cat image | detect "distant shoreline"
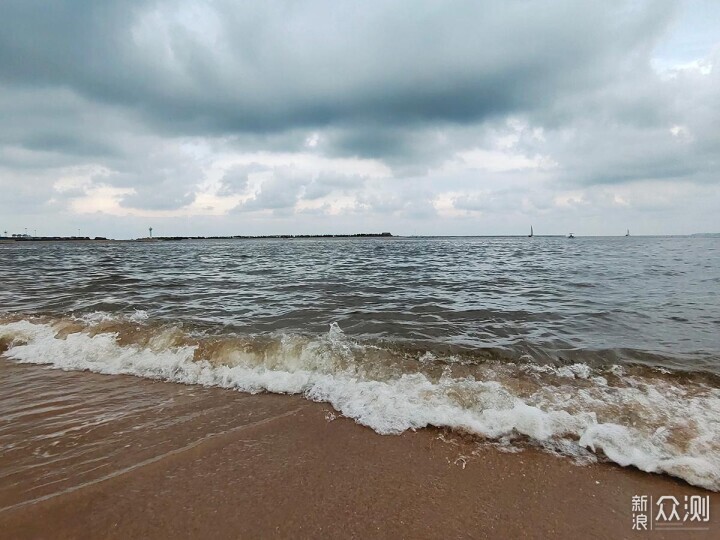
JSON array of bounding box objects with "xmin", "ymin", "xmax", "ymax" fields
[
  {"xmin": 135, "ymin": 232, "xmax": 394, "ymax": 242},
  {"xmin": 0, "ymin": 237, "xmax": 110, "ymax": 243},
  {"xmin": 2, "ymin": 233, "xmax": 718, "ymax": 243},
  {"xmin": 0, "ymin": 233, "xmax": 394, "ymax": 243}
]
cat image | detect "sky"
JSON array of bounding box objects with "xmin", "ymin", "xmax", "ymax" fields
[{"xmin": 0, "ymin": 0, "xmax": 718, "ymax": 239}]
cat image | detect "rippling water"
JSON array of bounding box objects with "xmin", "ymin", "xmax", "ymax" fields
[
  {"xmin": 1, "ymin": 236, "xmax": 719, "ymax": 491},
  {"xmin": 2, "ymin": 236, "xmax": 719, "ymax": 366}
]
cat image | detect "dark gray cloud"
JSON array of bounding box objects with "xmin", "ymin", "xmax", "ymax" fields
[
  {"xmin": 0, "ymin": 1, "xmax": 678, "ymax": 140},
  {"xmin": 0, "ymin": 85, "xmax": 130, "ymax": 169}
]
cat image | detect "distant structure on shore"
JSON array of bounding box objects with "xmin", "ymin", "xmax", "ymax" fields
[
  {"xmin": 1, "ymin": 235, "xmax": 106, "ymax": 242},
  {"xmin": 1, "ymin": 232, "xmax": 394, "ymax": 243},
  {"xmin": 137, "ymin": 232, "xmax": 394, "ymax": 241}
]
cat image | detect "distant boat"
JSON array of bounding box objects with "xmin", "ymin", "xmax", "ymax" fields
[
  {"xmin": 625, "ymin": 229, "xmax": 630, "ymax": 237},
  {"xmin": 568, "ymin": 232, "xmax": 575, "ymax": 239},
  {"xmin": 529, "ymin": 226, "xmax": 534, "ymax": 238}
]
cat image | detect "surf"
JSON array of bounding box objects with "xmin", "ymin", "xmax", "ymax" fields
[{"xmin": 1, "ymin": 313, "xmax": 718, "ymax": 491}]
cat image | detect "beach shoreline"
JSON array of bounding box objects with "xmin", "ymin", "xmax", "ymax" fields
[{"xmin": 1, "ymin": 361, "xmax": 716, "ymax": 539}]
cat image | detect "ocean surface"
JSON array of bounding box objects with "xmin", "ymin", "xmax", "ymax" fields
[{"xmin": 1, "ymin": 236, "xmax": 719, "ymax": 492}]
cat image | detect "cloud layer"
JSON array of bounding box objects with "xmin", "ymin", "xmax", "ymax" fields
[{"xmin": 0, "ymin": 0, "xmax": 718, "ymax": 237}]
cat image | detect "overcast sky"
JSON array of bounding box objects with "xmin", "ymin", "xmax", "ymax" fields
[{"xmin": 1, "ymin": 0, "xmax": 718, "ymax": 238}]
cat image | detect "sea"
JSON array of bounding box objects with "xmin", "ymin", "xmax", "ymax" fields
[{"xmin": 1, "ymin": 236, "xmax": 719, "ymax": 492}]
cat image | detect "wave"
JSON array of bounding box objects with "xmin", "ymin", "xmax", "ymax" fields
[{"xmin": 1, "ymin": 313, "xmax": 719, "ymax": 491}]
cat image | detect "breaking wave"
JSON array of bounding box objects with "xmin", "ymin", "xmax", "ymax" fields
[{"xmin": 1, "ymin": 313, "xmax": 719, "ymax": 491}]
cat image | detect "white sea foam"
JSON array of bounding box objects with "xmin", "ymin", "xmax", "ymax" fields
[
  {"xmin": 1, "ymin": 319, "xmax": 718, "ymax": 491},
  {"xmin": 77, "ymin": 309, "xmax": 149, "ymax": 324}
]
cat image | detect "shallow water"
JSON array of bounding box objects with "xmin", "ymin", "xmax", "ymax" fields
[{"xmin": 1, "ymin": 236, "xmax": 719, "ymax": 490}]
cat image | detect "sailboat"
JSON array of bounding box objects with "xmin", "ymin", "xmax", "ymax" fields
[
  {"xmin": 625, "ymin": 229, "xmax": 630, "ymax": 237},
  {"xmin": 529, "ymin": 226, "xmax": 534, "ymax": 238}
]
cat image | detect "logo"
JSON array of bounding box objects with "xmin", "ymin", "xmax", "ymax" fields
[{"xmin": 632, "ymin": 495, "xmax": 711, "ymax": 531}]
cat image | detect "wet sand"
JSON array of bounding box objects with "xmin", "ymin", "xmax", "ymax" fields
[{"xmin": 1, "ymin": 360, "xmax": 717, "ymax": 539}]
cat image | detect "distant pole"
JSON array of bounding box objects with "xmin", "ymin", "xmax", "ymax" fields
[
  {"xmin": 149, "ymin": 227, "xmax": 153, "ymax": 238},
  {"xmin": 78, "ymin": 228, "xmax": 81, "ymax": 237},
  {"xmin": 34, "ymin": 229, "xmax": 37, "ymax": 237},
  {"xmin": 24, "ymin": 227, "xmax": 27, "ymax": 236}
]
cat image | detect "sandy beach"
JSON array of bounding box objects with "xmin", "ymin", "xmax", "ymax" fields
[{"xmin": 1, "ymin": 359, "xmax": 716, "ymax": 539}]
